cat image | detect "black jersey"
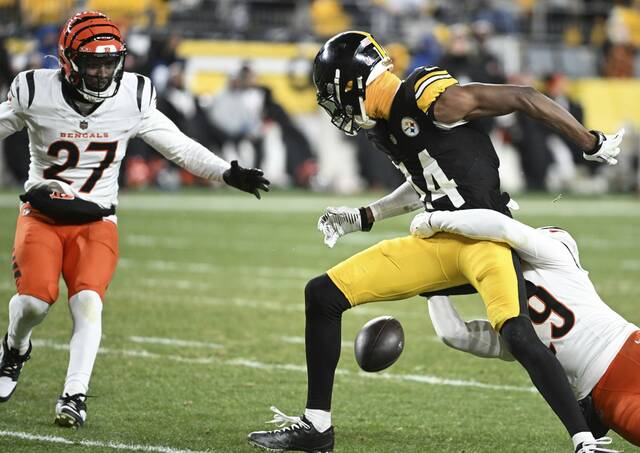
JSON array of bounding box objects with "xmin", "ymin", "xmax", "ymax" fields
[{"xmin": 365, "ymin": 66, "xmax": 511, "ymax": 215}]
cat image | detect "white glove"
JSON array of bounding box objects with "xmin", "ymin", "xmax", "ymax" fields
[
  {"xmin": 409, "ymin": 212, "xmax": 435, "ymax": 238},
  {"xmin": 583, "ymin": 128, "xmax": 624, "ymax": 165},
  {"xmin": 317, "ymin": 207, "xmax": 362, "ymax": 248}
]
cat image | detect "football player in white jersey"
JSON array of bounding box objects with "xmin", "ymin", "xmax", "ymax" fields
[
  {"xmin": 0, "ymin": 11, "xmax": 269, "ymax": 427},
  {"xmin": 410, "ymin": 209, "xmax": 640, "ymax": 447}
]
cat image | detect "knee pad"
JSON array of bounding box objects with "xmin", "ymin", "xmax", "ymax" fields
[
  {"xmin": 11, "ymin": 294, "xmax": 51, "ymax": 320},
  {"xmin": 305, "ymin": 274, "xmax": 351, "ymax": 319},
  {"xmin": 69, "ymin": 290, "xmax": 103, "ymax": 326}
]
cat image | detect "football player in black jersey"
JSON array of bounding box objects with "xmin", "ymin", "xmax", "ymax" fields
[{"xmin": 247, "ymin": 31, "xmax": 622, "ymax": 453}]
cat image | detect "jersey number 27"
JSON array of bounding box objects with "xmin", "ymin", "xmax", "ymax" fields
[{"xmin": 43, "ymin": 140, "xmax": 117, "ymax": 193}]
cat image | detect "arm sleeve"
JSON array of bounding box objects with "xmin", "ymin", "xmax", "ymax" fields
[
  {"xmin": 427, "ymin": 296, "xmax": 514, "ymax": 361},
  {"xmin": 367, "ymin": 181, "xmax": 423, "ymax": 221},
  {"xmin": 429, "ymin": 209, "xmax": 572, "ymax": 266},
  {"xmin": 0, "ymin": 76, "xmax": 26, "ymax": 139},
  {"xmin": 137, "ymin": 108, "xmax": 230, "ymax": 182}
]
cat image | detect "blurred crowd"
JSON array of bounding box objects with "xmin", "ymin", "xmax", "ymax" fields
[{"xmin": 1, "ymin": 0, "xmax": 640, "ymax": 194}]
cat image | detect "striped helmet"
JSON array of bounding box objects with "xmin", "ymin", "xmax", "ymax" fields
[{"xmin": 58, "ymin": 11, "xmax": 127, "ymax": 103}]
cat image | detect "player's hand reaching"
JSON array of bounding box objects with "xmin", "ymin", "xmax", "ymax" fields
[
  {"xmin": 318, "ymin": 206, "xmax": 370, "ymax": 248},
  {"xmin": 409, "ymin": 212, "xmax": 436, "ymax": 238},
  {"xmin": 583, "ymin": 128, "xmax": 624, "ymax": 165},
  {"xmin": 223, "ymin": 160, "xmax": 270, "ymax": 199}
]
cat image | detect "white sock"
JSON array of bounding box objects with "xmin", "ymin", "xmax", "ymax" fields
[
  {"xmin": 7, "ymin": 294, "xmax": 50, "ymax": 355},
  {"xmin": 304, "ymin": 408, "xmax": 331, "ymax": 432},
  {"xmin": 572, "ymin": 431, "xmax": 595, "ymax": 450},
  {"xmin": 63, "ymin": 290, "xmax": 103, "ymax": 396}
]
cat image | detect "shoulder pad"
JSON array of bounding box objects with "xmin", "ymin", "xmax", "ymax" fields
[{"xmin": 412, "ymin": 66, "xmax": 458, "ymax": 113}]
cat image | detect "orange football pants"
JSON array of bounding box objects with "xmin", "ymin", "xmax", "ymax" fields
[
  {"xmin": 592, "ymin": 330, "xmax": 640, "ymax": 446},
  {"xmin": 11, "ymin": 204, "xmax": 119, "ymax": 304}
]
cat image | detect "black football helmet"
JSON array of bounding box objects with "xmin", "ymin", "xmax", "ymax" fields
[{"xmin": 313, "ymin": 31, "xmax": 392, "ymax": 135}]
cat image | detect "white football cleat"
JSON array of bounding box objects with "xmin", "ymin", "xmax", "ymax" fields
[
  {"xmin": 574, "ymin": 437, "xmax": 621, "ymax": 453},
  {"xmin": 55, "ymin": 393, "xmax": 87, "ymax": 427}
]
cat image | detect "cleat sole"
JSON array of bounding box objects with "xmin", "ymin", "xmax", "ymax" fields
[
  {"xmin": 54, "ymin": 412, "xmax": 83, "ymax": 428},
  {"xmin": 247, "ymin": 439, "xmax": 332, "ymax": 453}
]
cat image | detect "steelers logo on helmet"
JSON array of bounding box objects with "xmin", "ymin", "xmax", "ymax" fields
[
  {"xmin": 58, "ymin": 11, "xmax": 127, "ymax": 103},
  {"xmin": 313, "ymin": 31, "xmax": 393, "ymax": 136}
]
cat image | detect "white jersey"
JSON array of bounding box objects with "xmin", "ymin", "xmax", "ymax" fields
[
  {"xmin": 428, "ymin": 209, "xmax": 638, "ymax": 399},
  {"xmin": 0, "ymin": 69, "xmax": 230, "ymax": 208}
]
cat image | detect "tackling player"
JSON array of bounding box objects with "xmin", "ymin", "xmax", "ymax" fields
[
  {"xmin": 410, "ymin": 208, "xmax": 639, "ymax": 447},
  {"xmin": 247, "ymin": 31, "xmax": 621, "ymax": 452},
  {"xmin": 0, "ymin": 11, "xmax": 269, "ymax": 427}
]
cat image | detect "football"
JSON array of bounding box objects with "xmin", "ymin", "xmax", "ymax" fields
[{"xmin": 354, "ymin": 316, "xmax": 404, "ymax": 372}]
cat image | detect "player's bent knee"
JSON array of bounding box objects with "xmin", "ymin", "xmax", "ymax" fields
[
  {"xmin": 499, "ymin": 316, "xmax": 540, "ymax": 356},
  {"xmin": 69, "ymin": 290, "xmax": 103, "ymax": 325},
  {"xmin": 11, "ymin": 294, "xmax": 51, "ymax": 318},
  {"xmin": 305, "ymin": 274, "xmax": 351, "ymax": 318}
]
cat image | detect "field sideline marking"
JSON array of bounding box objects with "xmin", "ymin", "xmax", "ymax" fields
[
  {"xmin": 32, "ymin": 339, "xmax": 536, "ymax": 394},
  {"xmin": 0, "ymin": 430, "xmax": 213, "ymax": 453}
]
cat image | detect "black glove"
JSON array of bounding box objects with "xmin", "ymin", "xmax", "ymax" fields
[{"xmin": 222, "ymin": 160, "xmax": 270, "ymax": 199}]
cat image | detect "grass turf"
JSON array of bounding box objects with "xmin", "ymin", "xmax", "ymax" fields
[{"xmin": 0, "ymin": 190, "xmax": 638, "ymax": 452}]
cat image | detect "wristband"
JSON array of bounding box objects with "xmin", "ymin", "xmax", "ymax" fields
[
  {"xmin": 587, "ymin": 130, "xmax": 605, "ymax": 155},
  {"xmin": 358, "ymin": 207, "xmax": 374, "ymax": 232}
]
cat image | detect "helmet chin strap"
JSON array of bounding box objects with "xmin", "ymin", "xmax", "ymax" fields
[{"xmin": 355, "ymin": 95, "xmax": 376, "ymax": 129}]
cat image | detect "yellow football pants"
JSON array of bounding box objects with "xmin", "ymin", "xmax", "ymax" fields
[{"xmin": 326, "ymin": 233, "xmax": 524, "ymax": 331}]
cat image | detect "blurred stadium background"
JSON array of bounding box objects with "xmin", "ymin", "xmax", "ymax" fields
[{"xmin": 1, "ymin": 0, "xmax": 640, "ymax": 195}]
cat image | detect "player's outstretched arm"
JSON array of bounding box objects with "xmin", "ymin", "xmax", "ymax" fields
[
  {"xmin": 0, "ymin": 76, "xmax": 27, "ymax": 140},
  {"xmin": 411, "ymin": 208, "xmax": 568, "ymax": 265},
  {"xmin": 427, "ymin": 296, "xmax": 514, "ymax": 361},
  {"xmin": 434, "ymin": 83, "xmax": 622, "ymax": 165},
  {"xmin": 318, "ymin": 181, "xmax": 422, "ymax": 248},
  {"xmin": 138, "ymin": 109, "xmax": 270, "ymax": 198}
]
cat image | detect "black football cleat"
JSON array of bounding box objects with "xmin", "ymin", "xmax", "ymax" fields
[
  {"xmin": 0, "ymin": 333, "xmax": 31, "ymax": 402},
  {"xmin": 55, "ymin": 393, "xmax": 87, "ymax": 427},
  {"xmin": 248, "ymin": 406, "xmax": 334, "ymax": 452}
]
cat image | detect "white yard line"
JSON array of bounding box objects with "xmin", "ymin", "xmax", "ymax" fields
[
  {"xmin": 32, "ymin": 339, "xmax": 535, "ymax": 394},
  {"xmin": 129, "ymin": 336, "xmax": 223, "ymax": 349},
  {"xmin": 0, "ymin": 430, "xmax": 213, "ymax": 453}
]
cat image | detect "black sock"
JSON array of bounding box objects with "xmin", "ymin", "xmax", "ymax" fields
[
  {"xmin": 501, "ymin": 316, "xmax": 589, "ymax": 436},
  {"xmin": 304, "ymin": 274, "xmax": 351, "ymax": 411}
]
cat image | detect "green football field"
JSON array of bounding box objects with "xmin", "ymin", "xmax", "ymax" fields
[{"xmin": 0, "ymin": 190, "xmax": 638, "ymax": 453}]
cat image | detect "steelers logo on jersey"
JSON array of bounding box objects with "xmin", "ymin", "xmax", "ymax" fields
[{"xmin": 401, "ymin": 117, "xmax": 419, "ymax": 137}]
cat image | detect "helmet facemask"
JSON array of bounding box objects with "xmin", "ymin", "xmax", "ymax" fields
[
  {"xmin": 69, "ymin": 51, "xmax": 125, "ymax": 103},
  {"xmin": 316, "ymin": 68, "xmax": 366, "ymax": 136}
]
